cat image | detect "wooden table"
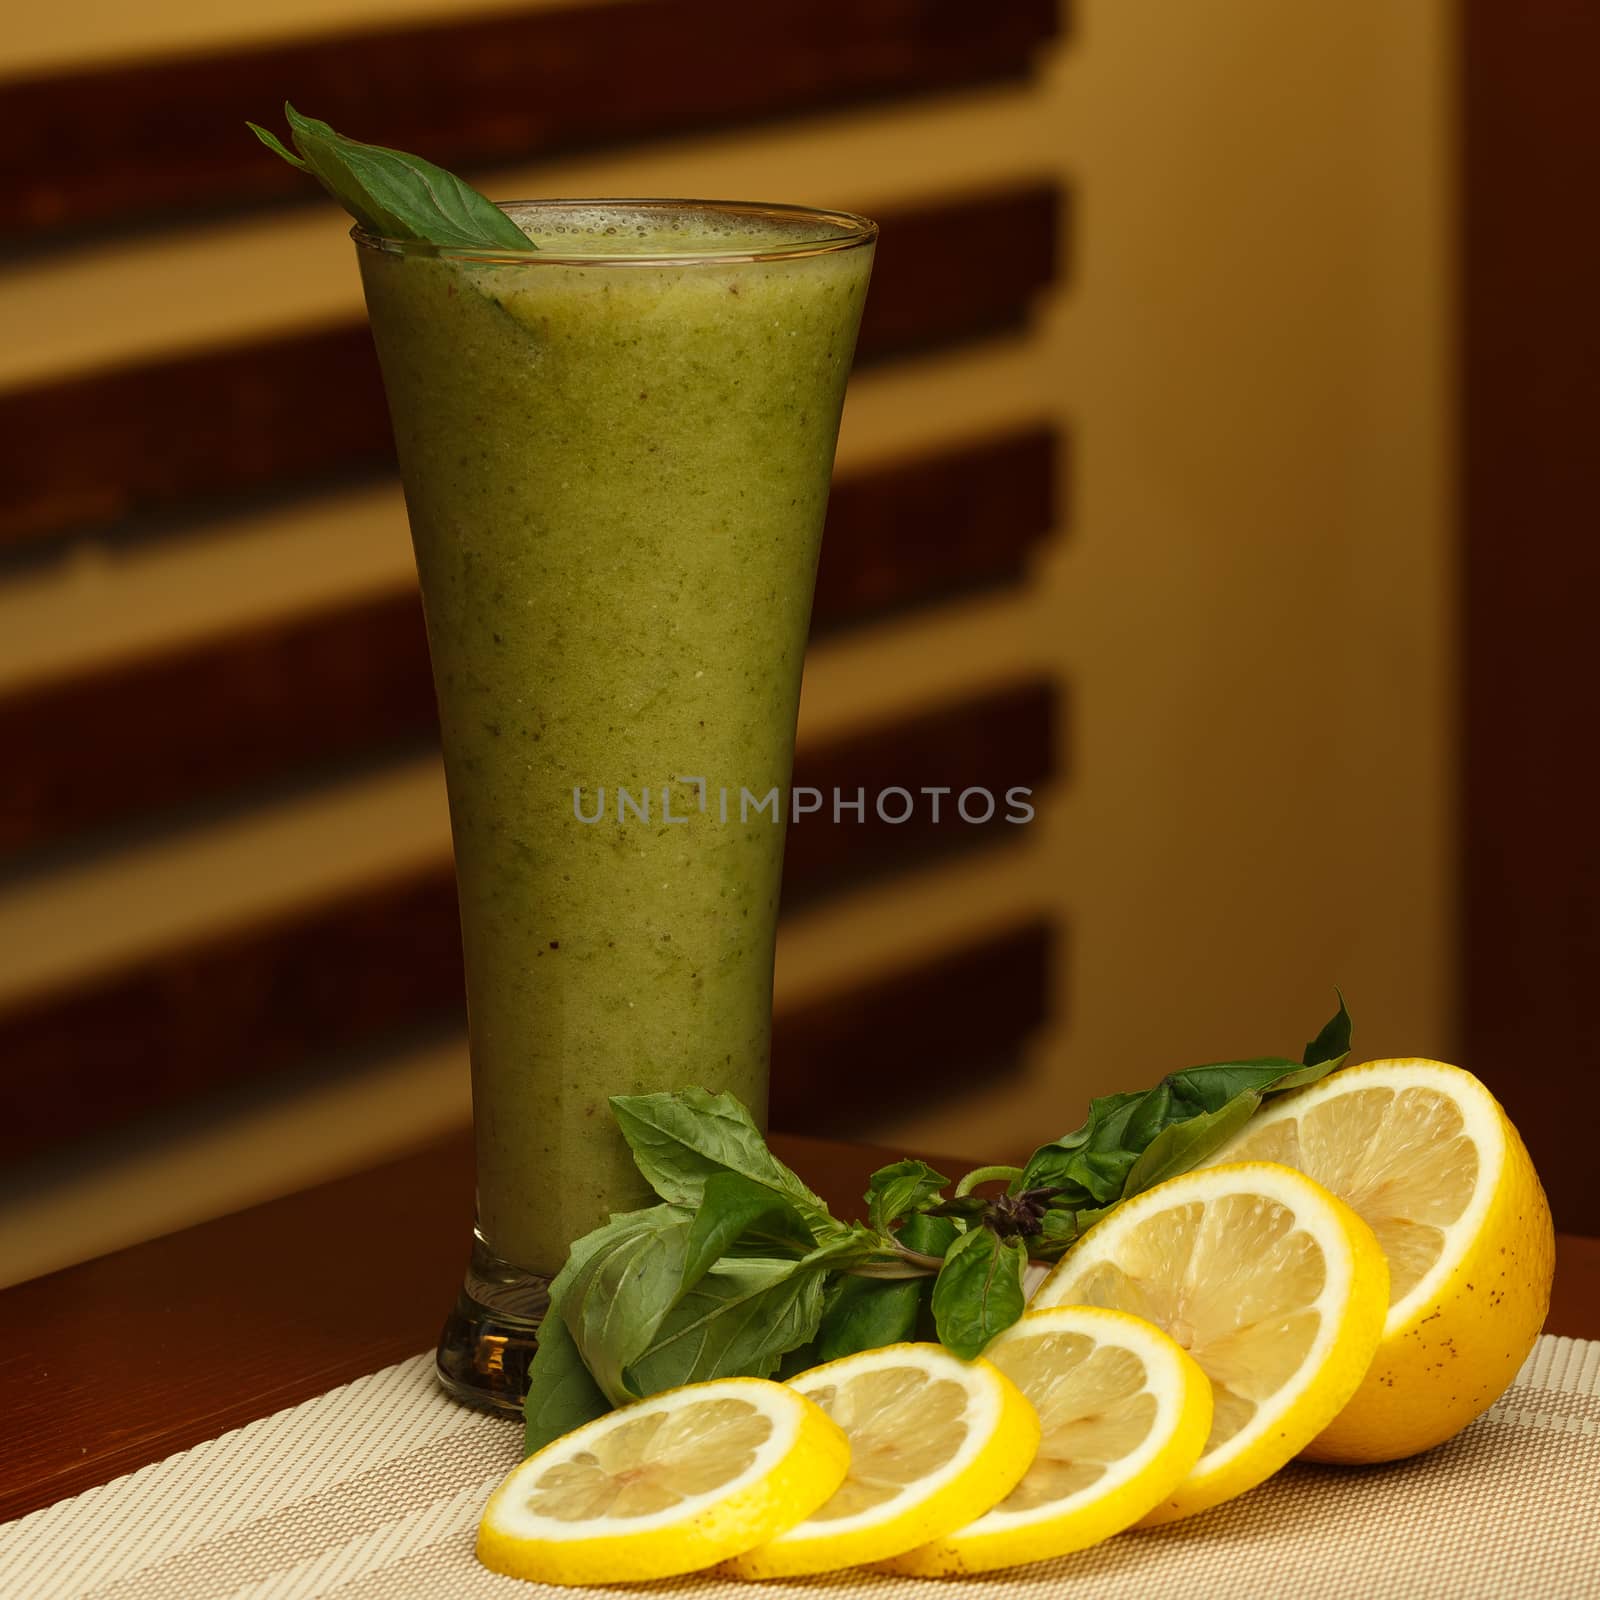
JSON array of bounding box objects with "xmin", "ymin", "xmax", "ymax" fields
[{"xmin": 2, "ymin": 1130, "xmax": 1595, "ymax": 1525}]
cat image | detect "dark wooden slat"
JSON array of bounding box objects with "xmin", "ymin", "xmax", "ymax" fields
[
  {"xmin": 0, "ymin": 592, "xmax": 435, "ymax": 860},
  {"xmin": 0, "ymin": 1131, "xmax": 964, "ymax": 1523},
  {"xmin": 857, "ymin": 182, "xmax": 1062, "ymax": 358},
  {"xmin": 0, "ymin": 681, "xmax": 1058, "ymax": 1161},
  {"xmin": 0, "ymin": 426, "xmax": 1057, "ymax": 860},
  {"xmin": 1, "ymin": 0, "xmax": 1057, "ymax": 240},
  {"xmin": 1, "ymin": 328, "xmax": 386, "ymax": 547},
  {"xmin": 1463, "ymin": 1, "xmax": 1600, "ymax": 1234},
  {"xmin": 782, "ymin": 679, "xmax": 1056, "ymax": 906},
  {"xmin": 813, "ymin": 423, "xmax": 1059, "ymax": 630},
  {"xmin": 0, "ymin": 183, "xmax": 1061, "ymax": 549},
  {"xmin": 770, "ymin": 919, "xmax": 1052, "ymax": 1133},
  {"xmin": 0, "ymin": 873, "xmax": 467, "ymax": 1164}
]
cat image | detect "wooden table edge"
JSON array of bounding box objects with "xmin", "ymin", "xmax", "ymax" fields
[{"xmin": 1, "ymin": 1129, "xmax": 1594, "ymax": 1525}]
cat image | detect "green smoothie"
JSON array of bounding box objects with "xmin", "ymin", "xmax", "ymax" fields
[{"xmin": 357, "ymin": 201, "xmax": 874, "ymax": 1277}]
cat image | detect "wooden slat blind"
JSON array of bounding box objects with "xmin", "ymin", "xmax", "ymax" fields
[
  {"xmin": 0, "ymin": 0, "xmax": 1058, "ymax": 239},
  {"xmin": 0, "ymin": 877, "xmax": 1058, "ymax": 1167},
  {"xmin": 0, "ymin": 426, "xmax": 1056, "ymax": 860},
  {"xmin": 770, "ymin": 918, "xmax": 1052, "ymax": 1132},
  {"xmin": 0, "ymin": 679, "xmax": 1055, "ymax": 1159},
  {"xmin": 0, "ymin": 1, "xmax": 1071, "ymax": 1184},
  {"xmin": 0, "ymin": 184, "xmax": 1063, "ymax": 549}
]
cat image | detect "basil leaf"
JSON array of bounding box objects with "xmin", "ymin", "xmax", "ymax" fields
[
  {"xmin": 249, "ymin": 105, "xmax": 532, "ymax": 251},
  {"xmin": 889, "ymin": 1213, "xmax": 962, "ymax": 1342},
  {"xmin": 897, "ymin": 1212, "xmax": 960, "ymax": 1258},
  {"xmin": 625, "ymin": 1257, "xmax": 824, "ymax": 1392},
  {"xmin": 1070, "ymin": 1202, "xmax": 1118, "ymax": 1234},
  {"xmin": 246, "ymin": 122, "xmax": 306, "ymax": 169},
  {"xmin": 528, "ymin": 999, "xmax": 1354, "ymax": 1447},
  {"xmin": 931, "ymin": 1227, "xmax": 1028, "ymax": 1359},
  {"xmin": 813, "ymin": 1274, "xmax": 925, "ymax": 1364},
  {"xmin": 610, "ymin": 1088, "xmax": 834, "ymax": 1239},
  {"xmin": 684, "ymin": 1171, "xmax": 817, "ymax": 1279},
  {"xmin": 777, "ymin": 1339, "xmax": 823, "ymax": 1379},
  {"xmin": 560, "ymin": 1207, "xmax": 695, "ymax": 1406},
  {"xmin": 1011, "ymin": 999, "xmax": 1355, "ymax": 1259},
  {"xmin": 523, "ymin": 1203, "xmax": 669, "ymax": 1452},
  {"xmin": 865, "ymin": 1159, "xmax": 949, "ymax": 1231},
  {"xmin": 1031, "ymin": 1207, "xmax": 1080, "ymax": 1258},
  {"xmin": 562, "ymin": 1171, "xmax": 822, "ymax": 1405},
  {"xmin": 1029, "ymin": 1201, "xmax": 1122, "ymax": 1262},
  {"xmin": 1120, "ymin": 1084, "xmax": 1265, "ymax": 1198},
  {"xmin": 1302, "ymin": 991, "xmax": 1353, "ymax": 1069},
  {"xmin": 1017, "ymin": 1090, "xmax": 1147, "ymax": 1203},
  {"xmin": 624, "ymin": 1233, "xmax": 869, "ymax": 1395},
  {"xmin": 522, "ymin": 1311, "xmax": 608, "ymax": 1457},
  {"xmin": 1158, "ymin": 1057, "xmax": 1317, "ymax": 1113}
]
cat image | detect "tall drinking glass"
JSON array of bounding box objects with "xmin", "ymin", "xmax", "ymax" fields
[{"xmin": 354, "ymin": 200, "xmax": 875, "ymax": 1409}]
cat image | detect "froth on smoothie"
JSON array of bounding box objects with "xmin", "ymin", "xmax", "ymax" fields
[{"xmin": 501, "ymin": 199, "xmax": 870, "ymax": 259}]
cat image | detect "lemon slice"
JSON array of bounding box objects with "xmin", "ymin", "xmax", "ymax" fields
[
  {"xmin": 1210, "ymin": 1058, "xmax": 1554, "ymax": 1462},
  {"xmin": 723, "ymin": 1342, "xmax": 1039, "ymax": 1578},
  {"xmin": 886, "ymin": 1307, "xmax": 1212, "ymax": 1576},
  {"xmin": 1033, "ymin": 1161, "xmax": 1388, "ymax": 1524},
  {"xmin": 476, "ymin": 1376, "xmax": 848, "ymax": 1586}
]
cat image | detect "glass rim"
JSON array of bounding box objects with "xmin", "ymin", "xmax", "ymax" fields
[{"xmin": 351, "ymin": 197, "xmax": 878, "ymax": 266}]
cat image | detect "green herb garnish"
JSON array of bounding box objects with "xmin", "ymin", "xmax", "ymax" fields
[
  {"xmin": 1009, "ymin": 990, "xmax": 1353, "ymax": 1243},
  {"xmin": 246, "ymin": 104, "xmax": 532, "ymax": 250},
  {"xmin": 523, "ymin": 993, "xmax": 1353, "ymax": 1455}
]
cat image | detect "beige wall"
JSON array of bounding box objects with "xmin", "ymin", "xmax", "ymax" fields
[
  {"xmin": 890, "ymin": 0, "xmax": 1458, "ymax": 1155},
  {"xmin": 0, "ymin": 0, "xmax": 1456, "ymax": 1280}
]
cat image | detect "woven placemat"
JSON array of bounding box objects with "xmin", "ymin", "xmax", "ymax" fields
[{"xmin": 3, "ymin": 1336, "xmax": 1596, "ymax": 1600}]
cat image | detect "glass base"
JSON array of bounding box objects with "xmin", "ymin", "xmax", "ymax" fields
[{"xmin": 435, "ymin": 1231, "xmax": 550, "ymax": 1414}]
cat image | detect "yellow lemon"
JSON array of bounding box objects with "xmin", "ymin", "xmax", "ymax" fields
[
  {"xmin": 1210, "ymin": 1058, "xmax": 1554, "ymax": 1462},
  {"xmin": 476, "ymin": 1376, "xmax": 847, "ymax": 1586},
  {"xmin": 886, "ymin": 1306, "xmax": 1212, "ymax": 1575},
  {"xmin": 1033, "ymin": 1162, "xmax": 1388, "ymax": 1523},
  {"xmin": 723, "ymin": 1342, "xmax": 1039, "ymax": 1578}
]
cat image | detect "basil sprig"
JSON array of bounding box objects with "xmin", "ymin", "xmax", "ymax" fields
[
  {"xmin": 523, "ymin": 995, "xmax": 1353, "ymax": 1455},
  {"xmin": 1010, "ymin": 990, "xmax": 1352, "ymax": 1252},
  {"xmin": 246, "ymin": 105, "xmax": 532, "ymax": 250}
]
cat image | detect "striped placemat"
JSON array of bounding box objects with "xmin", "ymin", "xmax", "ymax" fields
[{"xmin": 3, "ymin": 1337, "xmax": 1596, "ymax": 1599}]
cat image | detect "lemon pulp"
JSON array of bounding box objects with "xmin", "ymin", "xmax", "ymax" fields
[
  {"xmin": 1034, "ymin": 1163, "xmax": 1388, "ymax": 1522},
  {"xmin": 477, "ymin": 1377, "xmax": 848, "ymax": 1586},
  {"xmin": 990, "ymin": 1330, "xmax": 1158, "ymax": 1506},
  {"xmin": 887, "ymin": 1307, "xmax": 1212, "ymax": 1575},
  {"xmin": 523, "ymin": 1397, "xmax": 773, "ymax": 1521},
  {"xmin": 1062, "ymin": 1188, "xmax": 1330, "ymax": 1457},
  {"xmin": 802, "ymin": 1365, "xmax": 968, "ymax": 1520},
  {"xmin": 723, "ymin": 1343, "xmax": 1039, "ymax": 1578},
  {"xmin": 1228, "ymin": 1083, "xmax": 1478, "ymax": 1307}
]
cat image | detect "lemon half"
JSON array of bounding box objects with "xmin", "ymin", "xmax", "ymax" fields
[
  {"xmin": 477, "ymin": 1376, "xmax": 847, "ymax": 1586},
  {"xmin": 1211, "ymin": 1058, "xmax": 1554, "ymax": 1462},
  {"xmin": 1033, "ymin": 1161, "xmax": 1388, "ymax": 1523},
  {"xmin": 724, "ymin": 1342, "xmax": 1039, "ymax": 1578},
  {"xmin": 886, "ymin": 1306, "xmax": 1212, "ymax": 1575}
]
